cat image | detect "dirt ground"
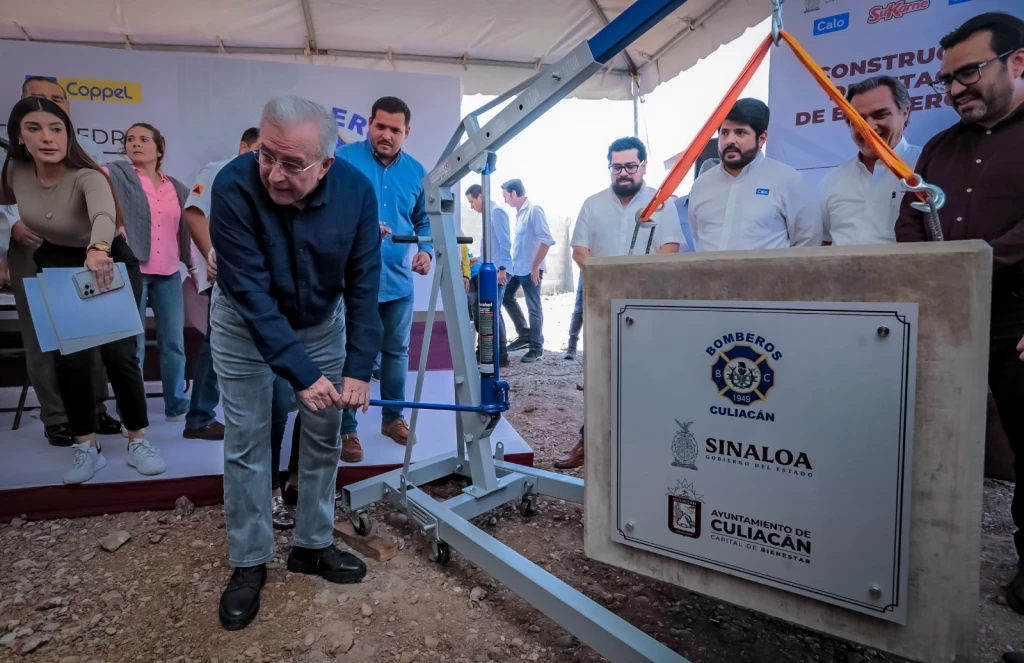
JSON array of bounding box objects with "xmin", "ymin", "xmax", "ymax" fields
[{"xmin": 1, "ymin": 293, "xmax": 1022, "ymax": 663}]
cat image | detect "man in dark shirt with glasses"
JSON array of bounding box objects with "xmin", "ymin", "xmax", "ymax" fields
[
  {"xmin": 895, "ymin": 11, "xmax": 1024, "ymax": 615},
  {"xmin": 210, "ymin": 95, "xmax": 383, "ymax": 630}
]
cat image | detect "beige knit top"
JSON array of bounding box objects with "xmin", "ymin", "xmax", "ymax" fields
[{"xmin": 1, "ymin": 160, "xmax": 117, "ymax": 248}]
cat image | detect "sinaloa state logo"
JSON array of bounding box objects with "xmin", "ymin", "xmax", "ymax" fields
[
  {"xmin": 671, "ymin": 420, "xmax": 698, "ymax": 470},
  {"xmin": 711, "ymin": 343, "xmax": 776, "ymax": 406}
]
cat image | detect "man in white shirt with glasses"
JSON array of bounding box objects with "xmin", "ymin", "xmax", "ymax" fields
[{"xmin": 555, "ymin": 136, "xmax": 683, "ymax": 469}]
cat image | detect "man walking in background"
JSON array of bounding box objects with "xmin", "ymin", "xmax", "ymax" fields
[
  {"xmin": 182, "ymin": 127, "xmax": 261, "ymax": 441},
  {"xmin": 501, "ymin": 179, "xmax": 555, "ymax": 363},
  {"xmin": 465, "ymin": 183, "xmax": 512, "ymax": 367},
  {"xmin": 335, "ymin": 96, "xmax": 432, "ymax": 456}
]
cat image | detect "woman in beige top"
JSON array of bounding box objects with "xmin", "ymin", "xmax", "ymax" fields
[{"xmin": 0, "ymin": 97, "xmax": 166, "ymax": 485}]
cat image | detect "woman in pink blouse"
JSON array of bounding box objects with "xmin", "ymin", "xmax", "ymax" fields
[{"xmin": 107, "ymin": 123, "xmax": 196, "ymax": 422}]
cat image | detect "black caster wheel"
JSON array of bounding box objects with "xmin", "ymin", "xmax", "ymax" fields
[
  {"xmin": 352, "ymin": 511, "xmax": 372, "ymax": 536},
  {"xmin": 518, "ymin": 495, "xmax": 538, "ymax": 517},
  {"xmin": 433, "ymin": 541, "xmax": 451, "ymax": 566}
]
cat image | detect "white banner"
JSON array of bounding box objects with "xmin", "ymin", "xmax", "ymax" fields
[
  {"xmin": 0, "ymin": 41, "xmax": 463, "ymax": 310},
  {"xmin": 767, "ymin": 0, "xmax": 1023, "ymax": 188}
]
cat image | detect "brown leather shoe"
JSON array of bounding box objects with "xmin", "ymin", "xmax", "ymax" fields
[
  {"xmin": 554, "ymin": 441, "xmax": 584, "ymax": 469},
  {"xmin": 381, "ymin": 419, "xmax": 410, "ymax": 445},
  {"xmin": 341, "ymin": 433, "xmax": 363, "ymax": 463}
]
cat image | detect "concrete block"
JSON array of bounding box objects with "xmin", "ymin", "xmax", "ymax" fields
[{"xmin": 583, "ymin": 241, "xmax": 992, "ymax": 662}]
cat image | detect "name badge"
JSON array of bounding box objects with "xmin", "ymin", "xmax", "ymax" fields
[{"xmin": 755, "ymin": 188, "xmax": 770, "ymax": 196}]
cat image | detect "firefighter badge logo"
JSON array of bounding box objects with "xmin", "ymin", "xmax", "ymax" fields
[
  {"xmin": 711, "ymin": 344, "xmax": 776, "ymax": 406},
  {"xmin": 671, "ymin": 420, "xmax": 698, "ymax": 470}
]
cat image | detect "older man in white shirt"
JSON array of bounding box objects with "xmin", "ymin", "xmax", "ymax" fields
[
  {"xmin": 819, "ymin": 76, "xmax": 922, "ymax": 246},
  {"xmin": 688, "ymin": 98, "xmax": 822, "ymax": 251}
]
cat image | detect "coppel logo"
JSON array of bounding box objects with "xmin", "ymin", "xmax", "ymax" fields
[
  {"xmin": 61, "ymin": 78, "xmax": 142, "ymax": 104},
  {"xmin": 813, "ymin": 12, "xmax": 850, "ymax": 35}
]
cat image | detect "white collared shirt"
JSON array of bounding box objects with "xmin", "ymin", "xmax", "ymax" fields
[
  {"xmin": 510, "ymin": 199, "xmax": 556, "ymax": 276},
  {"xmin": 186, "ymin": 158, "xmax": 232, "ymax": 217},
  {"xmin": 571, "ymin": 185, "xmax": 684, "ymax": 257},
  {"xmin": 819, "ymin": 139, "xmax": 923, "ymax": 246},
  {"xmin": 688, "ymin": 153, "xmax": 823, "ymax": 251}
]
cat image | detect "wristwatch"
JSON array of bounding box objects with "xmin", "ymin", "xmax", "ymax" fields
[{"xmin": 87, "ymin": 242, "xmax": 111, "ymax": 254}]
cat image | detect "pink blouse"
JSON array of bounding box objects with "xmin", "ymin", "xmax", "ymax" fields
[{"xmin": 134, "ymin": 166, "xmax": 183, "ymax": 277}]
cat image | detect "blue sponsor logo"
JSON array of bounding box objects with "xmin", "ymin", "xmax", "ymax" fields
[
  {"xmin": 812, "ymin": 12, "xmax": 849, "ymax": 35},
  {"xmin": 949, "ymin": 0, "xmax": 973, "ymax": 5},
  {"xmin": 755, "ymin": 188, "xmax": 770, "ymax": 196}
]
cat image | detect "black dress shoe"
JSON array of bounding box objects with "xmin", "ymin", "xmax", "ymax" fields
[
  {"xmin": 287, "ymin": 544, "xmax": 366, "ymax": 584},
  {"xmin": 44, "ymin": 423, "xmax": 75, "ymax": 447},
  {"xmin": 219, "ymin": 564, "xmax": 267, "ymax": 631},
  {"xmin": 97, "ymin": 413, "xmax": 123, "ymax": 436},
  {"xmin": 1003, "ymin": 653, "xmax": 1024, "ymax": 663}
]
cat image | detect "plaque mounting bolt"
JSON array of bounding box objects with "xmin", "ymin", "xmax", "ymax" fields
[
  {"xmin": 869, "ymin": 585, "xmax": 883, "ymax": 599},
  {"xmin": 877, "ymin": 326, "xmax": 890, "ymax": 338},
  {"xmin": 625, "ymin": 521, "xmax": 635, "ymax": 532},
  {"xmin": 625, "ymin": 316, "xmax": 634, "ymax": 326}
]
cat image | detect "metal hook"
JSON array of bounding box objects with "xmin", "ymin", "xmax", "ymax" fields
[
  {"xmin": 901, "ymin": 173, "xmax": 946, "ymax": 212},
  {"xmin": 901, "ymin": 173, "xmax": 946, "ymax": 241},
  {"xmin": 633, "ymin": 202, "xmax": 665, "ymax": 224},
  {"xmin": 771, "ymin": 0, "xmax": 784, "ymax": 46}
]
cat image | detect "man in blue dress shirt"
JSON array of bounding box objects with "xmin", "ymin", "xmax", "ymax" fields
[
  {"xmin": 209, "ymin": 95, "xmax": 383, "ymax": 631},
  {"xmin": 335, "ymin": 96, "xmax": 432, "ymax": 456},
  {"xmin": 465, "ymin": 183, "xmax": 512, "ymax": 367}
]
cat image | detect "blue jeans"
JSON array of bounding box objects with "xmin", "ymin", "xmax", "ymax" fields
[
  {"xmin": 211, "ymin": 285, "xmax": 345, "ymax": 567},
  {"xmin": 342, "ymin": 293, "xmax": 414, "ymax": 433},
  {"xmin": 136, "ymin": 273, "xmax": 189, "ymax": 418},
  {"xmin": 503, "ymin": 272, "xmax": 544, "ymax": 353},
  {"xmin": 185, "ymin": 294, "xmax": 221, "ymax": 429},
  {"xmin": 568, "ymin": 274, "xmax": 583, "ymax": 343}
]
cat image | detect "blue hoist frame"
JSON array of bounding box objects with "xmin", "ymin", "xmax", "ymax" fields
[{"xmin": 344, "ymin": 2, "xmax": 696, "ymax": 660}]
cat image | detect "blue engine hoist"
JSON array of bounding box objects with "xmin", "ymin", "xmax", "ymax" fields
[{"xmin": 344, "ymin": 1, "xmax": 700, "ymax": 661}]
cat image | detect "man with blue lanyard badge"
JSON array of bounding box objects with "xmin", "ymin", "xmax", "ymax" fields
[{"xmin": 335, "ymin": 97, "xmax": 432, "ymax": 460}]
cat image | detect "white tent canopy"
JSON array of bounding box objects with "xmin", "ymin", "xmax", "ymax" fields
[{"xmin": 0, "ymin": 0, "xmax": 771, "ymax": 100}]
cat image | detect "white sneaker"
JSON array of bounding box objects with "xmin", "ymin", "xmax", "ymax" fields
[
  {"xmin": 126, "ymin": 439, "xmax": 167, "ymax": 476},
  {"xmin": 121, "ymin": 427, "xmax": 146, "ymax": 439},
  {"xmin": 165, "ymin": 414, "xmax": 186, "ymax": 423},
  {"xmin": 63, "ymin": 442, "xmax": 107, "ymax": 485}
]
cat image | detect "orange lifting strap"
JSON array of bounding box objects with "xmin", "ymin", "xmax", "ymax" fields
[{"xmin": 639, "ymin": 29, "xmax": 923, "ymax": 223}]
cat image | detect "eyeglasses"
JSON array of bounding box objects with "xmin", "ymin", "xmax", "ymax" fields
[
  {"xmin": 609, "ymin": 162, "xmax": 642, "ymax": 174},
  {"xmin": 255, "ymin": 149, "xmax": 319, "ymax": 176},
  {"xmin": 931, "ymin": 51, "xmax": 1014, "ymax": 94}
]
